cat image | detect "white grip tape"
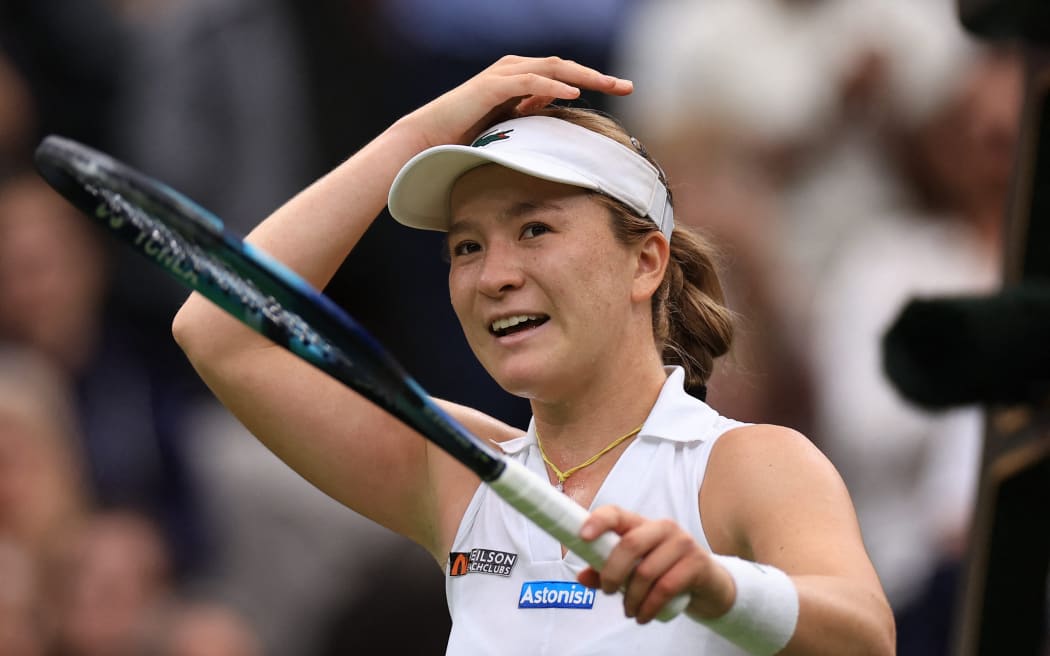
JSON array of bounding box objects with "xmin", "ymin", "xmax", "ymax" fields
[
  {"xmin": 700, "ymin": 554, "xmax": 799, "ymax": 654},
  {"xmin": 490, "ymin": 458, "xmax": 689, "ymax": 621}
]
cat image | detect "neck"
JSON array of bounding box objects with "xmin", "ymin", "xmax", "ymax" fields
[{"xmin": 529, "ymin": 356, "xmax": 667, "ymax": 460}]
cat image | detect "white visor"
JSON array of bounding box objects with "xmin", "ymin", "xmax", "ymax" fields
[{"xmin": 387, "ymin": 115, "xmax": 674, "ymax": 240}]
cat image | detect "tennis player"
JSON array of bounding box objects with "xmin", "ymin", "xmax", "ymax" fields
[{"xmin": 173, "ymin": 56, "xmax": 894, "ymax": 655}]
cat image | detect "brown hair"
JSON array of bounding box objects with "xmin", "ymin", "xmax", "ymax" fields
[{"xmin": 532, "ymin": 106, "xmax": 734, "ymax": 392}]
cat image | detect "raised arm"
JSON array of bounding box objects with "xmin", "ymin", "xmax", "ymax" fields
[{"xmin": 171, "ymin": 56, "xmax": 633, "ymax": 558}]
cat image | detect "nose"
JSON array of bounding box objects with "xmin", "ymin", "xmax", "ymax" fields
[{"xmin": 476, "ymin": 241, "xmax": 525, "ymax": 298}]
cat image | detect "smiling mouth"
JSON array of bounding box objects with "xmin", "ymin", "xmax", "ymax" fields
[{"xmin": 490, "ymin": 314, "xmax": 549, "ymax": 337}]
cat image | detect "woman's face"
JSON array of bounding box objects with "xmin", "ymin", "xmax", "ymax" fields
[
  {"xmin": 447, "ymin": 165, "xmax": 644, "ymax": 401},
  {"xmin": 0, "ymin": 179, "xmax": 107, "ymax": 365}
]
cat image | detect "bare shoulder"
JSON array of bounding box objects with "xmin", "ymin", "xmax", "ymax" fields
[
  {"xmin": 701, "ymin": 423, "xmax": 859, "ymax": 566},
  {"xmin": 710, "ymin": 423, "xmax": 840, "ymax": 483}
]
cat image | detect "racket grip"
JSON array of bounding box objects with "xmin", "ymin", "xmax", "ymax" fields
[{"xmin": 491, "ymin": 458, "xmax": 689, "ymax": 622}]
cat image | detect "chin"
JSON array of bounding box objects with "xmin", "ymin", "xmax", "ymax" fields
[
  {"xmin": 483, "ymin": 358, "xmax": 556, "ymax": 400},
  {"xmin": 490, "ymin": 370, "xmax": 543, "ymax": 400}
]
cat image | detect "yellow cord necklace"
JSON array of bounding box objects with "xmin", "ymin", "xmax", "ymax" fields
[{"xmin": 535, "ymin": 424, "xmax": 644, "ymax": 491}]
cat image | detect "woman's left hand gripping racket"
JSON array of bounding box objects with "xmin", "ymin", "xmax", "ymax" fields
[{"xmin": 34, "ymin": 135, "xmax": 689, "ymax": 621}]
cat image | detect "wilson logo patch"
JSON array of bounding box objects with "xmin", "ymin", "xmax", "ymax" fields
[
  {"xmin": 447, "ymin": 549, "xmax": 518, "ymax": 577},
  {"xmin": 518, "ymin": 581, "xmax": 596, "ymax": 610}
]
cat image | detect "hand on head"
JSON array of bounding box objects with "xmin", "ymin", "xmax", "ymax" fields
[{"xmin": 404, "ymin": 55, "xmax": 633, "ymax": 149}]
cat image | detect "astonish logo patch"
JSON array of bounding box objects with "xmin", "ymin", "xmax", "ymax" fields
[
  {"xmin": 448, "ymin": 549, "xmax": 518, "ymax": 577},
  {"xmin": 518, "ymin": 581, "xmax": 596, "ymax": 610}
]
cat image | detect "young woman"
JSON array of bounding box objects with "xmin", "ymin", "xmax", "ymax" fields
[{"xmin": 173, "ymin": 56, "xmax": 894, "ymax": 655}]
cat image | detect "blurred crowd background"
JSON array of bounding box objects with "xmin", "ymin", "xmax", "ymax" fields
[{"xmin": 0, "ymin": 0, "xmax": 1030, "ymax": 654}]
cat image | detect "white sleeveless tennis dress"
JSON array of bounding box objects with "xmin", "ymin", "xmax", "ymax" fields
[{"xmin": 444, "ymin": 367, "xmax": 753, "ymax": 655}]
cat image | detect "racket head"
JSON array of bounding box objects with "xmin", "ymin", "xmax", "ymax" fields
[{"xmin": 33, "ymin": 135, "xmax": 505, "ymax": 480}]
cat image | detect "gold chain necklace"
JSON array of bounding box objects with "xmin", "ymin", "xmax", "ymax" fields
[{"xmin": 535, "ymin": 424, "xmax": 644, "ymax": 491}]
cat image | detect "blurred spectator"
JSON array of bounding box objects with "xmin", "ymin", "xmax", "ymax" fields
[
  {"xmin": 0, "ymin": 346, "xmax": 90, "ymax": 556},
  {"xmin": 0, "ymin": 0, "xmax": 128, "ymax": 154},
  {"xmin": 375, "ymin": 0, "xmax": 634, "ymax": 71},
  {"xmin": 42, "ymin": 510, "xmax": 263, "ymax": 656},
  {"xmin": 778, "ymin": 0, "xmax": 986, "ymax": 287},
  {"xmin": 809, "ymin": 43, "xmax": 1023, "ymax": 656},
  {"xmin": 0, "ymin": 355, "xmax": 262, "ymax": 655},
  {"xmin": 612, "ymin": 0, "xmax": 998, "ymax": 433},
  {"xmin": 0, "ymin": 174, "xmax": 109, "ymax": 373},
  {"xmin": 0, "ymin": 346, "xmax": 91, "ymax": 655},
  {"xmin": 0, "ymin": 539, "xmax": 47, "ymax": 656},
  {"xmin": 47, "ymin": 511, "xmax": 173, "ymax": 656},
  {"xmin": 0, "ymin": 49, "xmax": 35, "ymax": 175},
  {"xmin": 148, "ymin": 600, "xmax": 262, "ymax": 656},
  {"xmin": 611, "ymin": 0, "xmax": 997, "ymax": 426},
  {"xmin": 96, "ymin": 0, "xmax": 319, "ymax": 331},
  {"xmin": 107, "ymin": 0, "xmax": 315, "ymax": 236},
  {"xmin": 0, "ymin": 173, "xmax": 208, "ymax": 576},
  {"xmin": 179, "ymin": 403, "xmax": 449, "ymax": 656}
]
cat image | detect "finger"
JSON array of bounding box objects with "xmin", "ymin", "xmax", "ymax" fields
[
  {"xmin": 441, "ymin": 69, "xmax": 577, "ymax": 134},
  {"xmin": 580, "ymin": 505, "xmax": 643, "ymax": 541},
  {"xmin": 529, "ymin": 56, "xmax": 633, "ymax": 95},
  {"xmin": 617, "ymin": 521, "xmax": 692, "ymax": 617},
  {"xmin": 593, "ymin": 514, "xmax": 666, "ymax": 596},
  {"xmin": 626, "ymin": 532, "xmax": 699, "ymax": 622},
  {"xmin": 497, "ymin": 73, "xmax": 581, "ymax": 103},
  {"xmin": 633, "ymin": 558, "xmax": 699, "ymax": 624},
  {"xmin": 492, "ymin": 55, "xmax": 633, "ymax": 96}
]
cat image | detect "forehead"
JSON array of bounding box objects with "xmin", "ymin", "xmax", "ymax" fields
[{"xmin": 448, "ymin": 165, "xmax": 596, "ymax": 227}]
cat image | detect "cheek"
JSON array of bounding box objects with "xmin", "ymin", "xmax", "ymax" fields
[
  {"xmin": 447, "ymin": 271, "xmax": 477, "ymax": 334},
  {"xmin": 563, "ymin": 242, "xmax": 633, "ymax": 301}
]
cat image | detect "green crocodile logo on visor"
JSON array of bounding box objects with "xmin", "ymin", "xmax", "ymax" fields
[{"xmin": 471, "ymin": 129, "xmax": 514, "ymax": 148}]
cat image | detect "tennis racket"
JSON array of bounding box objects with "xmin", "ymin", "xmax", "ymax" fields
[{"xmin": 34, "ymin": 135, "xmax": 689, "ymax": 621}]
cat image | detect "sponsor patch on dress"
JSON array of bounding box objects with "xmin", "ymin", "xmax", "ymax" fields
[
  {"xmin": 447, "ymin": 549, "xmax": 518, "ymax": 577},
  {"xmin": 518, "ymin": 581, "xmax": 596, "ymax": 610},
  {"xmin": 448, "ymin": 552, "xmax": 470, "ymax": 577}
]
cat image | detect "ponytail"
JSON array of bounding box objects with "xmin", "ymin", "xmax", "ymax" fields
[
  {"xmin": 658, "ymin": 226, "xmax": 734, "ymax": 393},
  {"xmin": 604, "ymin": 209, "xmax": 733, "ymax": 393}
]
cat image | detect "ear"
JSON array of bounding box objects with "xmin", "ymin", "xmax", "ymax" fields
[{"xmin": 630, "ymin": 231, "xmax": 670, "ymax": 303}]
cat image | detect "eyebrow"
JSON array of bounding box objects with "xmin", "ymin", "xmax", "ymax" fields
[{"xmin": 447, "ymin": 200, "xmax": 565, "ymax": 239}]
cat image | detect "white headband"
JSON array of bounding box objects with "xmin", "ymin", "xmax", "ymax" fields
[{"xmin": 387, "ymin": 115, "xmax": 674, "ymax": 240}]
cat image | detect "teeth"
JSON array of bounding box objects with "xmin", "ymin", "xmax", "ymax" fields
[{"xmin": 491, "ymin": 315, "xmax": 541, "ymax": 333}]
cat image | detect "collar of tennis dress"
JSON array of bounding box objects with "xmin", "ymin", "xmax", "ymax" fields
[{"xmin": 387, "ymin": 115, "xmax": 675, "ymax": 241}]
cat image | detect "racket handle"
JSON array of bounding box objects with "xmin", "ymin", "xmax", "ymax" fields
[{"xmin": 491, "ymin": 458, "xmax": 690, "ymax": 622}]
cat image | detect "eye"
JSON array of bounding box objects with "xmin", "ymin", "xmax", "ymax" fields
[
  {"xmin": 521, "ymin": 223, "xmax": 550, "ymax": 240},
  {"xmin": 451, "ymin": 240, "xmax": 481, "ymax": 257}
]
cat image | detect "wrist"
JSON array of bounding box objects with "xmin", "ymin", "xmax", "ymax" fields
[
  {"xmin": 688, "ymin": 558, "xmax": 737, "ymax": 620},
  {"xmin": 692, "ymin": 554, "xmax": 799, "ymax": 655},
  {"xmin": 392, "ymin": 95, "xmax": 478, "ymax": 152},
  {"xmin": 386, "ymin": 113, "xmax": 440, "ymax": 154}
]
